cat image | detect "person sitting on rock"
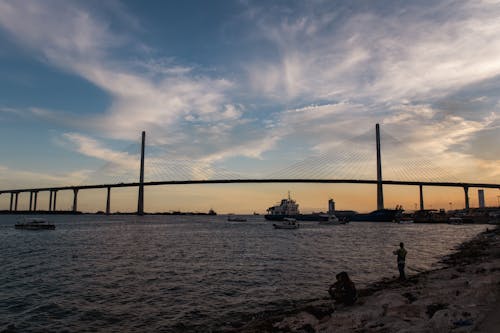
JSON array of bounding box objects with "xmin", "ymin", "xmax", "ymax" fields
[{"xmin": 328, "ymin": 271, "xmax": 357, "ymax": 305}]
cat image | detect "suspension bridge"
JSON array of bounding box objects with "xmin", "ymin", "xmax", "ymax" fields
[{"xmin": 1, "ymin": 124, "xmax": 499, "ymax": 214}]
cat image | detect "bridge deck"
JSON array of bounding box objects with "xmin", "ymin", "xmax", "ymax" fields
[{"xmin": 1, "ymin": 179, "xmax": 499, "ymax": 194}]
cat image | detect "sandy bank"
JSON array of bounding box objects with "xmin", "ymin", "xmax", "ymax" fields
[{"xmin": 227, "ymin": 226, "xmax": 500, "ymax": 333}]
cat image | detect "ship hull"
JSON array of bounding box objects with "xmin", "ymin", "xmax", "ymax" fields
[
  {"xmin": 264, "ymin": 214, "xmax": 329, "ymax": 221},
  {"xmin": 350, "ymin": 209, "xmax": 402, "ymax": 222}
]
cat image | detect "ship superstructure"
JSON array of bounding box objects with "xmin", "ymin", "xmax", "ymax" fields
[
  {"xmin": 266, "ymin": 192, "xmax": 300, "ymax": 216},
  {"xmin": 265, "ymin": 192, "xmax": 331, "ymax": 221}
]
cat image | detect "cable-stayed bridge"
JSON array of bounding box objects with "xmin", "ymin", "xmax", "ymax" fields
[{"xmin": 1, "ymin": 124, "xmax": 499, "ymax": 214}]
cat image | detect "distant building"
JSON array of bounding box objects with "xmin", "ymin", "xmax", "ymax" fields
[
  {"xmin": 478, "ymin": 189, "xmax": 485, "ymax": 208},
  {"xmin": 328, "ymin": 198, "xmax": 335, "ymax": 214}
]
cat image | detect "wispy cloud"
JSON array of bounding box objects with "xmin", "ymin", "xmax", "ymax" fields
[
  {"xmin": 237, "ymin": 0, "xmax": 500, "ymax": 180},
  {"xmin": 0, "ymin": 0, "xmax": 498, "ymax": 183},
  {"xmin": 60, "ymin": 133, "xmax": 138, "ymax": 170},
  {"xmin": 0, "ymin": 164, "xmax": 90, "ymax": 189},
  {"xmin": 0, "ymin": 0, "xmax": 243, "ymax": 146},
  {"xmin": 244, "ymin": 1, "xmax": 500, "ymax": 103}
]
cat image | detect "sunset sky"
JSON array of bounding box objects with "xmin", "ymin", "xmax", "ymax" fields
[{"xmin": 0, "ymin": 0, "xmax": 499, "ymax": 213}]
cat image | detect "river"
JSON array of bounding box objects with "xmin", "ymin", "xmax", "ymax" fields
[{"xmin": 0, "ymin": 214, "xmax": 487, "ymax": 332}]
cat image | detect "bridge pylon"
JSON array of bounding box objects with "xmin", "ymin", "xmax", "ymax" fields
[
  {"xmin": 376, "ymin": 123, "xmax": 384, "ymax": 210},
  {"xmin": 137, "ymin": 131, "xmax": 146, "ymax": 216}
]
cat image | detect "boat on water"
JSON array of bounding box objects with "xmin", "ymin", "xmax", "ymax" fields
[
  {"xmin": 264, "ymin": 192, "xmax": 329, "ymax": 221},
  {"xmin": 227, "ymin": 215, "xmax": 247, "ymax": 222},
  {"xmin": 15, "ymin": 218, "xmax": 55, "ymax": 230},
  {"xmin": 350, "ymin": 208, "xmax": 403, "ymax": 222},
  {"xmin": 318, "ymin": 214, "xmax": 347, "ymax": 225},
  {"xmin": 273, "ymin": 218, "xmax": 300, "ymax": 229}
]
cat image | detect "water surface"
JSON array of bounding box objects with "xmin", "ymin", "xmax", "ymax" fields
[{"xmin": 0, "ymin": 215, "xmax": 487, "ymax": 332}]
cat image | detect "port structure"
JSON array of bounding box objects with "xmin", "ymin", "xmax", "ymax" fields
[{"xmin": 1, "ymin": 125, "xmax": 499, "ymax": 215}]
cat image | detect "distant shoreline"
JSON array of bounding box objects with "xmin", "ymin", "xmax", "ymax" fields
[{"xmin": 0, "ymin": 210, "xmax": 217, "ymax": 216}]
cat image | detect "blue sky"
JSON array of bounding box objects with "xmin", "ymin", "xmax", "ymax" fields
[{"xmin": 0, "ymin": 0, "xmax": 499, "ymax": 206}]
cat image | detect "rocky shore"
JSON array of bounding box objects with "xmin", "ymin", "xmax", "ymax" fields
[{"xmin": 227, "ymin": 226, "xmax": 500, "ymax": 333}]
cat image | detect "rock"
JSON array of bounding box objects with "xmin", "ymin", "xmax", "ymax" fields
[
  {"xmin": 402, "ymin": 292, "xmax": 418, "ymax": 303},
  {"xmin": 274, "ymin": 311, "xmax": 319, "ymax": 332},
  {"xmin": 426, "ymin": 303, "xmax": 448, "ymax": 318}
]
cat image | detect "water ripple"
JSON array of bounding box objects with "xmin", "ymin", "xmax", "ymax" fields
[{"xmin": 0, "ymin": 215, "xmax": 487, "ymax": 332}]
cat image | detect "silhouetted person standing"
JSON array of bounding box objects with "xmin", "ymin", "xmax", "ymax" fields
[{"xmin": 393, "ymin": 242, "xmax": 407, "ymax": 280}]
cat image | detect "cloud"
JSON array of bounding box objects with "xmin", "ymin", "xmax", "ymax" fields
[
  {"xmin": 0, "ymin": 0, "xmax": 242, "ymax": 146},
  {"xmin": 244, "ymin": 1, "xmax": 500, "ymax": 104},
  {"xmin": 0, "ymin": 164, "xmax": 91, "ymax": 189},
  {"xmin": 0, "ymin": 0, "xmax": 498, "ymax": 184},
  {"xmin": 61, "ymin": 133, "xmax": 138, "ymax": 169},
  {"xmin": 235, "ymin": 1, "xmax": 500, "ymax": 181}
]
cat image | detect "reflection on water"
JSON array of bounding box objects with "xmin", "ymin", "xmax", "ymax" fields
[{"xmin": 0, "ymin": 215, "xmax": 487, "ymax": 332}]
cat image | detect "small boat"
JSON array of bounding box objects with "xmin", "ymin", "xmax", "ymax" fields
[
  {"xmin": 15, "ymin": 218, "xmax": 55, "ymax": 230},
  {"xmin": 273, "ymin": 218, "xmax": 299, "ymax": 229},
  {"xmin": 319, "ymin": 214, "xmax": 342, "ymax": 225},
  {"xmin": 227, "ymin": 215, "xmax": 247, "ymax": 222}
]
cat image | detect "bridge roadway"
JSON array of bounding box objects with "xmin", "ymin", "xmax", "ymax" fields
[{"xmin": 1, "ymin": 179, "xmax": 499, "ymax": 214}]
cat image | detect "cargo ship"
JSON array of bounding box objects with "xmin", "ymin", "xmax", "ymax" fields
[
  {"xmin": 264, "ymin": 192, "xmax": 330, "ymax": 221},
  {"xmin": 349, "ymin": 207, "xmax": 403, "ymax": 222}
]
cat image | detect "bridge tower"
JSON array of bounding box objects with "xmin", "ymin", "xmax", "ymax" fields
[
  {"xmin": 137, "ymin": 131, "xmax": 145, "ymax": 215},
  {"xmin": 376, "ymin": 123, "xmax": 384, "ymax": 210}
]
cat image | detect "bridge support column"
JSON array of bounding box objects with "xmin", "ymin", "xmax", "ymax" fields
[
  {"xmin": 419, "ymin": 185, "xmax": 424, "ymax": 210},
  {"xmin": 49, "ymin": 190, "xmax": 53, "ymax": 211},
  {"xmin": 14, "ymin": 192, "xmax": 19, "ymax": 211},
  {"xmin": 52, "ymin": 190, "xmax": 58, "ymax": 211},
  {"xmin": 9, "ymin": 192, "xmax": 14, "ymax": 211},
  {"xmin": 106, "ymin": 187, "xmax": 111, "ymax": 215},
  {"xmin": 376, "ymin": 124, "xmax": 384, "ymax": 210},
  {"xmin": 137, "ymin": 131, "xmax": 145, "ymax": 216},
  {"xmin": 72, "ymin": 189, "xmax": 79, "ymax": 213},
  {"xmin": 463, "ymin": 186, "xmax": 470, "ymax": 211},
  {"xmin": 33, "ymin": 191, "xmax": 38, "ymax": 212},
  {"xmin": 29, "ymin": 192, "xmax": 33, "ymax": 211}
]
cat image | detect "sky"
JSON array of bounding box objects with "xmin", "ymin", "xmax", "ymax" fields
[{"xmin": 0, "ymin": 0, "xmax": 499, "ymax": 213}]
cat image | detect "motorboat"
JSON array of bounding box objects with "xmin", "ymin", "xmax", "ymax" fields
[
  {"xmin": 273, "ymin": 218, "xmax": 299, "ymax": 229},
  {"xmin": 227, "ymin": 215, "xmax": 247, "ymax": 222},
  {"xmin": 319, "ymin": 214, "xmax": 344, "ymax": 225},
  {"xmin": 15, "ymin": 218, "xmax": 55, "ymax": 230}
]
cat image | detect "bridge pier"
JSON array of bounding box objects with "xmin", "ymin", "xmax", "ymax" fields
[
  {"xmin": 33, "ymin": 191, "xmax": 38, "ymax": 211},
  {"xmin": 72, "ymin": 189, "xmax": 79, "ymax": 213},
  {"xmin": 53, "ymin": 190, "xmax": 58, "ymax": 211},
  {"xmin": 419, "ymin": 185, "xmax": 424, "ymax": 210},
  {"xmin": 49, "ymin": 191, "xmax": 53, "ymax": 211},
  {"xmin": 106, "ymin": 186, "xmax": 111, "ymax": 215},
  {"xmin": 464, "ymin": 186, "xmax": 470, "ymax": 210},
  {"xmin": 9, "ymin": 192, "xmax": 14, "ymax": 211},
  {"xmin": 14, "ymin": 192, "xmax": 19, "ymax": 211},
  {"xmin": 29, "ymin": 192, "xmax": 33, "ymax": 211}
]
